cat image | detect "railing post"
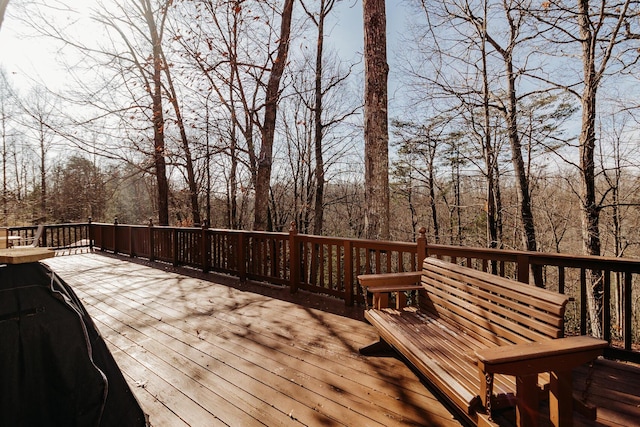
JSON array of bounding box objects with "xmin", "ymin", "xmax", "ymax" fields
[
  {"xmin": 172, "ymin": 227, "xmax": 179, "ymax": 267},
  {"xmin": 237, "ymin": 232, "xmax": 246, "ymax": 282},
  {"xmin": 580, "ymin": 269, "xmax": 587, "ymax": 336},
  {"xmin": 201, "ymin": 221, "xmax": 210, "ymax": 273},
  {"xmin": 41, "ymin": 224, "xmax": 48, "ymax": 248},
  {"xmin": 344, "ymin": 239, "xmax": 353, "ymax": 306},
  {"xmin": 88, "ymin": 217, "xmax": 94, "ymax": 252},
  {"xmin": 148, "ymin": 219, "xmax": 155, "ymax": 262},
  {"xmin": 129, "ymin": 224, "xmax": 135, "ymax": 258},
  {"xmin": 289, "ymin": 222, "xmax": 299, "ymax": 294},
  {"xmin": 113, "ymin": 216, "xmax": 118, "ymax": 254},
  {"xmin": 603, "ymin": 270, "xmax": 611, "ymax": 343},
  {"xmin": 624, "ymin": 272, "xmax": 632, "ymax": 350},
  {"xmin": 517, "ymin": 253, "xmax": 530, "ymax": 284},
  {"xmin": 417, "ymin": 226, "xmax": 427, "ymax": 268}
]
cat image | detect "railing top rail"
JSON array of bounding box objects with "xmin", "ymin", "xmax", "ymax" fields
[
  {"xmin": 8, "ymin": 223, "xmax": 90, "ymax": 230},
  {"xmin": 428, "ymin": 243, "xmax": 640, "ymax": 272}
]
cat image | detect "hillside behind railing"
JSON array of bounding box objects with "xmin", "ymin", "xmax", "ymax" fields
[{"xmin": 8, "ymin": 220, "xmax": 640, "ymax": 364}]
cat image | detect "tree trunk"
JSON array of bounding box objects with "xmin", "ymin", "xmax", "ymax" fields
[
  {"xmin": 312, "ymin": 0, "xmax": 327, "ymax": 236},
  {"xmin": 253, "ymin": 0, "xmax": 294, "ymax": 230},
  {"xmin": 578, "ymin": 0, "xmax": 603, "ymax": 337},
  {"xmin": 504, "ymin": 57, "xmax": 541, "ymax": 290},
  {"xmin": 39, "ymin": 125, "xmax": 46, "ymax": 222},
  {"xmin": 427, "ymin": 150, "xmax": 439, "ymax": 244},
  {"xmin": 143, "ymin": 0, "xmax": 169, "ymax": 225},
  {"xmin": 480, "ymin": 12, "xmax": 498, "ymax": 250},
  {"xmin": 363, "ymin": 0, "xmax": 390, "ymax": 240},
  {"xmin": 480, "ymin": 4, "xmax": 540, "ymax": 283},
  {"xmin": 161, "ymin": 52, "xmax": 200, "ymax": 225}
]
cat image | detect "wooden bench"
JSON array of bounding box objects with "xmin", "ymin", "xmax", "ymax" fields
[{"xmin": 359, "ymin": 257, "xmax": 608, "ymax": 427}]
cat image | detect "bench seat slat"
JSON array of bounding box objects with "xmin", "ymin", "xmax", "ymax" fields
[
  {"xmin": 366, "ymin": 308, "xmax": 522, "ymax": 411},
  {"xmin": 399, "ymin": 309, "xmax": 518, "ymax": 399},
  {"xmin": 365, "ymin": 309, "xmax": 481, "ymax": 414}
]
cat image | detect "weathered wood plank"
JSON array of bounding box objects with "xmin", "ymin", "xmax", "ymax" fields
[
  {"xmin": 44, "ymin": 253, "xmax": 640, "ymax": 427},
  {"xmin": 89, "ymin": 306, "xmax": 309, "ymax": 426},
  {"xmin": 80, "ymin": 269, "xmax": 455, "ymax": 426},
  {"xmin": 44, "ymin": 253, "xmax": 464, "ymax": 427}
]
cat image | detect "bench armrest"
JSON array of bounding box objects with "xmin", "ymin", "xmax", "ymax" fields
[
  {"xmin": 477, "ymin": 336, "xmax": 607, "ymax": 425},
  {"xmin": 476, "ymin": 336, "xmax": 608, "ymax": 375},
  {"xmin": 358, "ymin": 272, "xmax": 422, "ymax": 310},
  {"xmin": 357, "ymin": 271, "xmax": 422, "ymax": 290}
]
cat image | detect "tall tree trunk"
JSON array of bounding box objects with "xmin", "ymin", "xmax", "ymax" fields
[
  {"xmin": 161, "ymin": 51, "xmax": 200, "ymax": 225},
  {"xmin": 480, "ymin": 7, "xmax": 498, "ymax": 251},
  {"xmin": 578, "ymin": 0, "xmax": 603, "ymax": 337},
  {"xmin": 39, "ymin": 125, "xmax": 46, "ymax": 222},
  {"xmin": 228, "ymin": 4, "xmax": 240, "ymax": 229},
  {"xmin": 427, "ymin": 148, "xmax": 439, "ymax": 244},
  {"xmin": 504, "ymin": 57, "xmax": 541, "ymax": 289},
  {"xmin": 505, "ymin": 61, "xmax": 537, "ymax": 255},
  {"xmin": 312, "ymin": 0, "xmax": 328, "ymax": 236},
  {"xmin": 253, "ymin": 0, "xmax": 294, "ymax": 230},
  {"xmin": 363, "ymin": 0, "xmax": 390, "ymax": 240},
  {"xmin": 479, "ymin": 4, "xmax": 540, "ymax": 283},
  {"xmin": 143, "ymin": 0, "xmax": 169, "ymax": 225}
]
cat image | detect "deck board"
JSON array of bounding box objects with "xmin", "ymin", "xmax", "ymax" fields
[
  {"xmin": 43, "ymin": 253, "xmax": 640, "ymax": 427},
  {"xmin": 44, "ymin": 253, "xmax": 463, "ymax": 427}
]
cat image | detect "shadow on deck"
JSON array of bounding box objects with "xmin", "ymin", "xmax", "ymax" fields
[{"xmin": 44, "ymin": 253, "xmax": 640, "ymax": 427}]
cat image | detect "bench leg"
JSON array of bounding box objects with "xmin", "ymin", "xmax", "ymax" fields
[
  {"xmin": 516, "ymin": 374, "xmax": 539, "ymax": 427},
  {"xmin": 396, "ymin": 291, "xmax": 407, "ymax": 309},
  {"xmin": 549, "ymin": 370, "xmax": 573, "ymax": 427},
  {"xmin": 372, "ymin": 293, "xmax": 389, "ymax": 309}
]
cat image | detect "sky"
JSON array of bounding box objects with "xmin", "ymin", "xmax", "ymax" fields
[
  {"xmin": 0, "ymin": 0, "xmax": 95, "ymax": 89},
  {"xmin": 0, "ymin": 0, "xmax": 411, "ymax": 93}
]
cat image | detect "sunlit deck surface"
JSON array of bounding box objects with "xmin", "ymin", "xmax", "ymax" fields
[{"xmin": 44, "ymin": 253, "xmax": 640, "ymax": 427}]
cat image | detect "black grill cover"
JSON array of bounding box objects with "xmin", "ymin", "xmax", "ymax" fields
[{"xmin": 0, "ymin": 262, "xmax": 148, "ymax": 427}]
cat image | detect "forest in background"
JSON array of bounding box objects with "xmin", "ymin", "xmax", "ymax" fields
[{"xmin": 0, "ymin": 0, "xmax": 639, "ymax": 264}]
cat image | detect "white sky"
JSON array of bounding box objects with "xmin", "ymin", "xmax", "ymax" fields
[
  {"xmin": 0, "ymin": 0, "xmax": 98, "ymax": 90},
  {"xmin": 0, "ymin": 0, "xmax": 409, "ymax": 92}
]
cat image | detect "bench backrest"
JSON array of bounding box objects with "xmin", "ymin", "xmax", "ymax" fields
[{"xmin": 420, "ymin": 257, "xmax": 569, "ymax": 348}]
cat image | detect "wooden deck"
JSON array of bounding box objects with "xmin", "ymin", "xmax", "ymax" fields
[
  {"xmin": 44, "ymin": 253, "xmax": 464, "ymax": 427},
  {"xmin": 42, "ymin": 253, "xmax": 640, "ymax": 427}
]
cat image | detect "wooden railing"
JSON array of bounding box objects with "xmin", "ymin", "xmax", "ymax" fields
[
  {"xmin": 7, "ymin": 223, "xmax": 92, "ymax": 251},
  {"xmin": 13, "ymin": 221, "xmax": 639, "ymax": 363}
]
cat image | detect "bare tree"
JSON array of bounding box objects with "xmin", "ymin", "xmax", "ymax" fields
[
  {"xmin": 20, "ymin": 0, "xmax": 210, "ymax": 226},
  {"xmin": 532, "ymin": 0, "xmax": 640, "ymax": 336},
  {"xmin": 172, "ymin": 0, "xmax": 257, "ymax": 230},
  {"xmin": 0, "ymin": 69, "xmax": 16, "ymax": 224},
  {"xmin": 300, "ymin": 0, "xmax": 340, "ymax": 235},
  {"xmin": 18, "ymin": 85, "xmax": 61, "ymax": 223},
  {"xmin": 138, "ymin": 0, "xmax": 170, "ymax": 225},
  {"xmin": 363, "ymin": 0, "xmax": 390, "ymax": 240},
  {"xmin": 253, "ymin": 0, "xmax": 294, "ymax": 230}
]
